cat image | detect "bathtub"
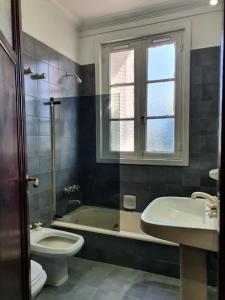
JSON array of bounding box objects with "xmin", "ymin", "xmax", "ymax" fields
[{"xmin": 52, "ymin": 205, "xmax": 177, "ymax": 246}]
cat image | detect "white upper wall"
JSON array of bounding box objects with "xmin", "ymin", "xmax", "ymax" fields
[
  {"xmin": 55, "ymin": 0, "xmax": 204, "ymax": 25},
  {"xmin": 79, "ymin": 7, "xmax": 223, "ymax": 65},
  {"xmin": 21, "ymin": 0, "xmax": 79, "ymax": 63},
  {"xmin": 21, "ymin": 1, "xmax": 223, "ymax": 65}
]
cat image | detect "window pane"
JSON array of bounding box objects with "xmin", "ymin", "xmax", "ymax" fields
[
  {"xmin": 0, "ymin": 0, "xmax": 13, "ymax": 46},
  {"xmin": 110, "ymin": 50, "xmax": 134, "ymax": 85},
  {"xmin": 110, "ymin": 85, "xmax": 134, "ymax": 118},
  {"xmin": 147, "ymin": 81, "xmax": 175, "ymax": 117},
  {"xmin": 146, "ymin": 119, "xmax": 174, "ymax": 153},
  {"xmin": 148, "ymin": 43, "xmax": 175, "ymax": 81},
  {"xmin": 110, "ymin": 121, "xmax": 134, "ymax": 152}
]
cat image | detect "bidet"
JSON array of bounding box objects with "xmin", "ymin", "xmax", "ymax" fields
[{"xmin": 30, "ymin": 227, "xmax": 84, "ymax": 286}]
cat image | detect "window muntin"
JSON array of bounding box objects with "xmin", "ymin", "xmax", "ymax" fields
[
  {"xmin": 99, "ymin": 30, "xmax": 188, "ymax": 165},
  {"xmin": 109, "ymin": 49, "xmax": 135, "ymax": 153}
]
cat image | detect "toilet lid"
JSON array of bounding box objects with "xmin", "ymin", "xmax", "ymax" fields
[{"xmin": 31, "ymin": 260, "xmax": 45, "ymax": 286}]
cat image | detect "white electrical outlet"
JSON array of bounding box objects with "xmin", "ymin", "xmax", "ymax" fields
[{"xmin": 123, "ymin": 195, "xmax": 136, "ymax": 210}]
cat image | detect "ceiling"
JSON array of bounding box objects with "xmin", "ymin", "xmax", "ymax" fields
[{"xmin": 54, "ymin": 0, "xmax": 212, "ymax": 26}]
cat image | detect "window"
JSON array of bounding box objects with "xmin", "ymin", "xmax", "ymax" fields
[{"xmin": 98, "ymin": 30, "xmax": 189, "ymax": 166}]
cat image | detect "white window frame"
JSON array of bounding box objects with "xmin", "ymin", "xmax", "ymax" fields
[{"xmin": 96, "ymin": 21, "xmax": 191, "ymax": 166}]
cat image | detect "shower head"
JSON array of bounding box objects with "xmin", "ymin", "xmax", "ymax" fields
[{"xmin": 65, "ymin": 72, "xmax": 82, "ymax": 84}]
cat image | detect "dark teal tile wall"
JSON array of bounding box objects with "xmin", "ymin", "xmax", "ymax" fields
[
  {"xmin": 22, "ymin": 32, "xmax": 81, "ymax": 224},
  {"xmin": 23, "ymin": 30, "xmax": 219, "ymax": 220},
  {"xmin": 23, "ymin": 33, "xmax": 218, "ymax": 284},
  {"xmin": 79, "ymin": 47, "xmax": 219, "ymax": 212}
]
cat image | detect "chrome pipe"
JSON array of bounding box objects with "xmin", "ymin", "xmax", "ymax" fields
[
  {"xmin": 49, "ymin": 97, "xmax": 61, "ymax": 219},
  {"xmin": 50, "ymin": 98, "xmax": 56, "ymax": 219}
]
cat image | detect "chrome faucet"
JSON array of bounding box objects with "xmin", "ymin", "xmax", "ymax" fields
[
  {"xmin": 191, "ymin": 192, "xmax": 219, "ymax": 218},
  {"xmin": 64, "ymin": 185, "xmax": 80, "ymax": 196}
]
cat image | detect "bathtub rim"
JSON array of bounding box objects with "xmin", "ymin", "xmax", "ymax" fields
[{"xmin": 52, "ymin": 220, "xmax": 178, "ymax": 247}]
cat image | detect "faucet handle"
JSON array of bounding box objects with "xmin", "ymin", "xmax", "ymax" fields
[
  {"xmin": 207, "ymin": 201, "xmax": 219, "ymax": 209},
  {"xmin": 206, "ymin": 209, "xmax": 218, "ymax": 218},
  {"xmin": 34, "ymin": 222, "xmax": 43, "ymax": 230},
  {"xmin": 27, "ymin": 176, "xmax": 39, "ymax": 188}
]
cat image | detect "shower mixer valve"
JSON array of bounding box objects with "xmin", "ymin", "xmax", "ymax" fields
[{"xmin": 64, "ymin": 185, "xmax": 80, "ymax": 195}]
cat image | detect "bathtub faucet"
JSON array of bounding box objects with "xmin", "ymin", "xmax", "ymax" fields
[
  {"xmin": 64, "ymin": 185, "xmax": 80, "ymax": 195},
  {"xmin": 68, "ymin": 199, "xmax": 81, "ymax": 206}
]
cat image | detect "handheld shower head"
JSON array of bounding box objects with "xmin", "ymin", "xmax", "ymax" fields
[{"xmin": 65, "ymin": 72, "xmax": 82, "ymax": 84}]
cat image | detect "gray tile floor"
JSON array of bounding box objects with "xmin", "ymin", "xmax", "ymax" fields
[{"xmin": 36, "ymin": 257, "xmax": 217, "ymax": 300}]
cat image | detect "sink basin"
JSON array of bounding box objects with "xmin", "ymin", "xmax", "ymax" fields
[
  {"xmin": 141, "ymin": 196, "xmax": 219, "ymax": 300},
  {"xmin": 141, "ymin": 196, "xmax": 218, "ymax": 252}
]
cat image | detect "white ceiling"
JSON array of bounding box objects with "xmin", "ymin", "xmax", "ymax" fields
[{"xmin": 53, "ymin": 0, "xmax": 211, "ymax": 26}]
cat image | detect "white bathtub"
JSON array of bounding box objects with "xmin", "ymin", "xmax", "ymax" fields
[{"xmin": 52, "ymin": 205, "xmax": 177, "ymax": 246}]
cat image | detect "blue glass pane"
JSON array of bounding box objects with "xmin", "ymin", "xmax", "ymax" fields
[
  {"xmin": 148, "ymin": 43, "xmax": 176, "ymax": 81},
  {"xmin": 110, "ymin": 121, "xmax": 134, "ymax": 152},
  {"xmin": 146, "ymin": 119, "xmax": 175, "ymax": 153},
  {"xmin": 147, "ymin": 81, "xmax": 175, "ymax": 117},
  {"xmin": 0, "ymin": 0, "xmax": 12, "ymax": 46}
]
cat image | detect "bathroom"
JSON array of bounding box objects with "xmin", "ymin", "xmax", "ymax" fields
[{"xmin": 0, "ymin": 0, "xmax": 224, "ymax": 299}]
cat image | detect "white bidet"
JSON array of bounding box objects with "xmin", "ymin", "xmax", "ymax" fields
[{"xmin": 30, "ymin": 227, "xmax": 84, "ymax": 286}]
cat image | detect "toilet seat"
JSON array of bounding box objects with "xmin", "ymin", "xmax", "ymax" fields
[
  {"xmin": 31, "ymin": 260, "xmax": 47, "ymax": 298},
  {"xmin": 30, "ymin": 228, "xmax": 84, "ymax": 257}
]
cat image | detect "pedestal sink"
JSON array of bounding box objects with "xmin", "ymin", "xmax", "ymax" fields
[{"xmin": 141, "ymin": 196, "xmax": 218, "ymax": 300}]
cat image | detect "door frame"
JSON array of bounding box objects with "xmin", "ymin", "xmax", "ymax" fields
[
  {"xmin": 219, "ymin": 5, "xmax": 225, "ymax": 300},
  {"xmin": 11, "ymin": 0, "xmax": 30, "ymax": 299}
]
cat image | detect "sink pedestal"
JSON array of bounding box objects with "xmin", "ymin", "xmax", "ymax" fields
[{"xmin": 180, "ymin": 245, "xmax": 207, "ymax": 300}]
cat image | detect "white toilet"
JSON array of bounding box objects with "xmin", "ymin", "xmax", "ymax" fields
[
  {"xmin": 31, "ymin": 260, "xmax": 47, "ymax": 298},
  {"xmin": 30, "ymin": 227, "xmax": 84, "ymax": 286}
]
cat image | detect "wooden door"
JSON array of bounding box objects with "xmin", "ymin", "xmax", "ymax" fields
[{"xmin": 0, "ymin": 1, "xmax": 30, "ymax": 299}]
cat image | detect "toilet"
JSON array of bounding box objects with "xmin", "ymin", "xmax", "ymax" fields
[
  {"xmin": 30, "ymin": 227, "xmax": 84, "ymax": 286},
  {"xmin": 31, "ymin": 260, "xmax": 47, "ymax": 298}
]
